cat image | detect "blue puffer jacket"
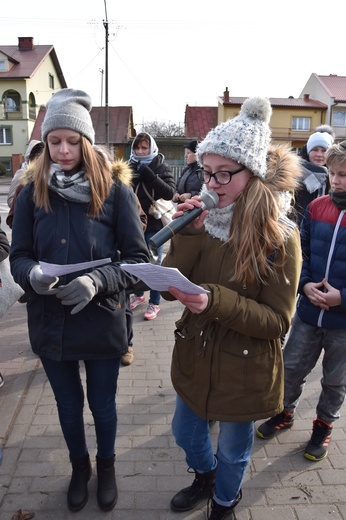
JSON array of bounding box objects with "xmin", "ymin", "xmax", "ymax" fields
[
  {"xmin": 10, "ymin": 175, "xmax": 149, "ymax": 361},
  {"xmin": 297, "ymin": 195, "xmax": 346, "ymax": 328}
]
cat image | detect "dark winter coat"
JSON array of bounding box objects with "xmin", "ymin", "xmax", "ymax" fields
[
  {"xmin": 297, "ymin": 195, "xmax": 346, "ymax": 329},
  {"xmin": 175, "ymin": 162, "xmax": 203, "ymax": 197},
  {"xmin": 161, "ymin": 146, "xmax": 302, "ymax": 423},
  {"xmin": 10, "ymin": 164, "xmax": 149, "ymax": 361},
  {"xmin": 131, "ymin": 154, "xmax": 176, "ymax": 233}
]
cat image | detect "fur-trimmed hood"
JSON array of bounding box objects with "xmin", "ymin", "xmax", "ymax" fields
[
  {"xmin": 266, "ymin": 143, "xmax": 302, "ymax": 195},
  {"xmin": 111, "ymin": 159, "xmax": 134, "ymax": 187},
  {"xmin": 265, "ymin": 143, "xmax": 302, "ymax": 218}
]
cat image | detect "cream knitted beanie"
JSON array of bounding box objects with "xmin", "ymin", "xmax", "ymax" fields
[{"xmin": 196, "ymin": 97, "xmax": 272, "ymax": 179}]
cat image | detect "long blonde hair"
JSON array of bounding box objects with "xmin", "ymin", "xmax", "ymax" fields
[
  {"xmin": 229, "ymin": 143, "xmax": 301, "ymax": 285},
  {"xmin": 32, "ymin": 136, "xmax": 113, "ymax": 216}
]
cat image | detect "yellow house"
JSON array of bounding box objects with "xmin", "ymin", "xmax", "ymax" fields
[
  {"xmin": 217, "ymin": 88, "xmax": 328, "ymax": 150},
  {"xmin": 0, "ymin": 37, "xmax": 67, "ymax": 174}
]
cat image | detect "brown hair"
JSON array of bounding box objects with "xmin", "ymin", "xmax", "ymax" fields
[
  {"xmin": 228, "ymin": 143, "xmax": 301, "ymax": 285},
  {"xmin": 32, "ymin": 136, "xmax": 113, "ymax": 216},
  {"xmin": 133, "ymin": 133, "xmax": 150, "ymax": 148}
]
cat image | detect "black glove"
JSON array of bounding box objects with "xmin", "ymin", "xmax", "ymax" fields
[
  {"xmin": 138, "ymin": 164, "xmax": 156, "ymax": 182},
  {"xmin": 56, "ymin": 275, "xmax": 97, "ymax": 315}
]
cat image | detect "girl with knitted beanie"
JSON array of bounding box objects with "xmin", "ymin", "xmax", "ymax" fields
[
  {"xmin": 161, "ymin": 97, "xmax": 302, "ymax": 519},
  {"xmin": 10, "ymin": 89, "xmax": 149, "ymax": 513}
]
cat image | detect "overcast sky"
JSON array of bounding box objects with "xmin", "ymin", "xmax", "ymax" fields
[{"xmin": 1, "ymin": 0, "xmax": 346, "ymax": 131}]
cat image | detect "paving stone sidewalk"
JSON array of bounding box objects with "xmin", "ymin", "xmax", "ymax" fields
[{"xmin": 0, "ymin": 293, "xmax": 345, "ymax": 520}]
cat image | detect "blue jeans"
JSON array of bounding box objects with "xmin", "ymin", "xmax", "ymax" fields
[
  {"xmin": 283, "ymin": 314, "xmax": 346, "ymax": 423},
  {"xmin": 136, "ymin": 229, "xmax": 163, "ymax": 306},
  {"xmin": 172, "ymin": 396, "xmax": 254, "ymax": 507},
  {"xmin": 40, "ymin": 357, "xmax": 120, "ymax": 459}
]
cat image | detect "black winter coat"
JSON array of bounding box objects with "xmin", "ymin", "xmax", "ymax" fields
[
  {"xmin": 10, "ymin": 181, "xmax": 149, "ymax": 361},
  {"xmin": 131, "ymin": 154, "xmax": 176, "ymax": 233}
]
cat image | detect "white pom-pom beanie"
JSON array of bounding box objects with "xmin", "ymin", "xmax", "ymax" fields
[
  {"xmin": 41, "ymin": 88, "xmax": 95, "ymax": 144},
  {"xmin": 306, "ymin": 132, "xmax": 334, "ymax": 154},
  {"xmin": 196, "ymin": 97, "xmax": 272, "ymax": 179}
]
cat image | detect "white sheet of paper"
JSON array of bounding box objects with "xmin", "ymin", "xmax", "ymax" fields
[
  {"xmin": 120, "ymin": 263, "xmax": 209, "ymax": 294},
  {"xmin": 40, "ymin": 258, "xmax": 112, "ymax": 277}
]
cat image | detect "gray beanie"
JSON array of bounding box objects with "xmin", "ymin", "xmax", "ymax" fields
[
  {"xmin": 197, "ymin": 97, "xmax": 272, "ymax": 179},
  {"xmin": 41, "ymin": 88, "xmax": 95, "ymax": 144}
]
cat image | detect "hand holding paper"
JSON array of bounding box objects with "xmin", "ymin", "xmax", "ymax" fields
[{"xmin": 120, "ymin": 263, "xmax": 209, "ymax": 295}]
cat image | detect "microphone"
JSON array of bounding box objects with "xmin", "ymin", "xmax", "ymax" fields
[{"xmin": 149, "ymin": 190, "xmax": 219, "ymax": 250}]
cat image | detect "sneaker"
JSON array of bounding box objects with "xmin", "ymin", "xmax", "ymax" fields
[
  {"xmin": 304, "ymin": 418, "xmax": 333, "ymax": 461},
  {"xmin": 207, "ymin": 490, "xmax": 242, "ymax": 520},
  {"xmin": 121, "ymin": 347, "xmax": 134, "ymax": 366},
  {"xmin": 256, "ymin": 410, "xmax": 294, "ymax": 439},
  {"xmin": 129, "ymin": 294, "xmax": 147, "ymax": 310},
  {"xmin": 0, "ymin": 373, "xmax": 4, "ymax": 388},
  {"xmin": 144, "ymin": 304, "xmax": 160, "ymax": 320}
]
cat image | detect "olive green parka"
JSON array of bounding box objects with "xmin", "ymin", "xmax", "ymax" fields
[{"xmin": 162, "ymin": 145, "xmax": 302, "ymax": 422}]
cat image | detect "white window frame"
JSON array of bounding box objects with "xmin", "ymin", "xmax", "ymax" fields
[
  {"xmin": 0, "ymin": 126, "xmax": 12, "ymax": 145},
  {"xmin": 292, "ymin": 117, "xmax": 311, "ymax": 131}
]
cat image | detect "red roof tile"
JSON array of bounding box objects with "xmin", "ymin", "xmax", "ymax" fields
[
  {"xmin": 218, "ymin": 95, "xmax": 326, "ymax": 109},
  {"xmin": 315, "ymin": 74, "xmax": 346, "ymax": 102},
  {"xmin": 184, "ymin": 105, "xmax": 217, "ymax": 140},
  {"xmin": 0, "ymin": 42, "xmax": 67, "ymax": 86}
]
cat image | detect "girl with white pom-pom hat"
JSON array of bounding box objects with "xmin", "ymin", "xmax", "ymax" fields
[{"xmin": 161, "ymin": 97, "xmax": 303, "ymax": 519}]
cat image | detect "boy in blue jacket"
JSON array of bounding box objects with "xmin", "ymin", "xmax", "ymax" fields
[{"xmin": 256, "ymin": 140, "xmax": 346, "ymax": 461}]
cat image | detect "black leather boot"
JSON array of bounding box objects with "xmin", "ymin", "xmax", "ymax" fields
[
  {"xmin": 67, "ymin": 453, "xmax": 92, "ymax": 512},
  {"xmin": 170, "ymin": 466, "xmax": 217, "ymax": 512},
  {"xmin": 96, "ymin": 454, "xmax": 118, "ymax": 511},
  {"xmin": 207, "ymin": 491, "xmax": 242, "ymax": 519}
]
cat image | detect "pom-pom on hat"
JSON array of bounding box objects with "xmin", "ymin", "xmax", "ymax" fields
[
  {"xmin": 196, "ymin": 97, "xmax": 272, "ymax": 179},
  {"xmin": 185, "ymin": 140, "xmax": 198, "ymax": 153},
  {"xmin": 41, "ymin": 88, "xmax": 95, "ymax": 144},
  {"xmin": 306, "ymin": 132, "xmax": 334, "ymax": 154}
]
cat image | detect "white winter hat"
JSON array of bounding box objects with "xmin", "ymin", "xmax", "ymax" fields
[
  {"xmin": 196, "ymin": 97, "xmax": 272, "ymax": 179},
  {"xmin": 306, "ymin": 132, "xmax": 334, "ymax": 154},
  {"xmin": 41, "ymin": 88, "xmax": 95, "ymax": 144}
]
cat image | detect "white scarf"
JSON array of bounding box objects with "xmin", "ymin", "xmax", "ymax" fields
[{"xmin": 204, "ymin": 204, "xmax": 235, "ymax": 242}]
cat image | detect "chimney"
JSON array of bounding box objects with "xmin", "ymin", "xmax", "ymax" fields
[
  {"xmin": 18, "ymin": 37, "xmax": 34, "ymax": 50},
  {"xmin": 303, "ymin": 93, "xmax": 310, "ymax": 101},
  {"xmin": 224, "ymin": 87, "xmax": 229, "ymax": 103}
]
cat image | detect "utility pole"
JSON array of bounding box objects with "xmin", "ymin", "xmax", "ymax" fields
[
  {"xmin": 103, "ymin": 0, "xmax": 109, "ymax": 148},
  {"xmin": 99, "ymin": 68, "xmax": 104, "ymax": 106}
]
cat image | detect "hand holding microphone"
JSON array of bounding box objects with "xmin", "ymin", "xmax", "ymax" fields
[{"xmin": 149, "ymin": 190, "xmax": 219, "ymax": 250}]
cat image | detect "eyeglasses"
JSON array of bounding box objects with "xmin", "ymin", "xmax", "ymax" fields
[{"xmin": 201, "ymin": 166, "xmax": 245, "ymax": 185}]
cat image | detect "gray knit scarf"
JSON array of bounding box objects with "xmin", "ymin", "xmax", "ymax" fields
[{"xmin": 48, "ymin": 163, "xmax": 91, "ymax": 202}]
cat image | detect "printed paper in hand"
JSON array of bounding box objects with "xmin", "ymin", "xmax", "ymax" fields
[
  {"xmin": 120, "ymin": 263, "xmax": 209, "ymax": 294},
  {"xmin": 40, "ymin": 258, "xmax": 112, "ymax": 277}
]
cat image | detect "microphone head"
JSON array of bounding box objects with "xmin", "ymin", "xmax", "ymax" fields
[{"xmin": 201, "ymin": 190, "xmax": 219, "ymax": 210}]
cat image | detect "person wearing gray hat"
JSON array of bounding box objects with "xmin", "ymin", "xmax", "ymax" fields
[
  {"xmin": 10, "ymin": 88, "xmax": 149, "ymax": 513},
  {"xmin": 160, "ymin": 97, "xmax": 303, "ymax": 519}
]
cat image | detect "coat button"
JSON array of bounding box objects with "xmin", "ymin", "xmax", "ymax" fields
[
  {"xmin": 243, "ymin": 350, "xmax": 249, "ymax": 356},
  {"xmin": 61, "ymin": 239, "xmax": 67, "ymax": 244}
]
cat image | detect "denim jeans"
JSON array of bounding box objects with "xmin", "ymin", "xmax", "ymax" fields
[
  {"xmin": 172, "ymin": 395, "xmax": 254, "ymax": 507},
  {"xmin": 40, "ymin": 357, "xmax": 120, "ymax": 459},
  {"xmin": 136, "ymin": 229, "xmax": 163, "ymax": 306},
  {"xmin": 283, "ymin": 313, "xmax": 346, "ymax": 423}
]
